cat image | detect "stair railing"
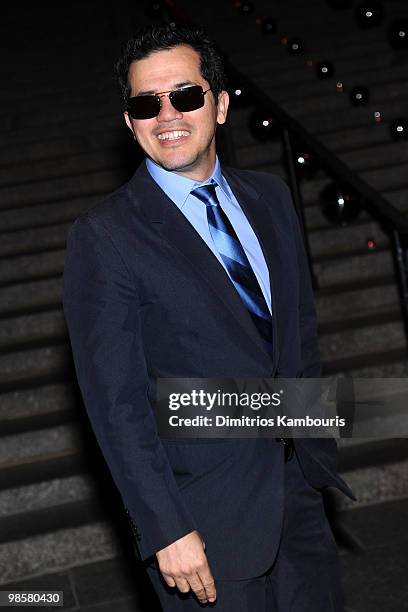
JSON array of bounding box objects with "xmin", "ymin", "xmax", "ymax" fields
[{"xmin": 149, "ymin": 0, "xmax": 408, "ymax": 344}]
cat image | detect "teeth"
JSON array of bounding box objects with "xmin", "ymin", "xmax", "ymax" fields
[{"xmin": 157, "ymin": 130, "xmax": 190, "ymax": 141}]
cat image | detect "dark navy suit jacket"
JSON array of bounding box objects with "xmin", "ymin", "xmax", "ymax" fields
[{"xmin": 62, "ymin": 162, "xmax": 353, "ymax": 580}]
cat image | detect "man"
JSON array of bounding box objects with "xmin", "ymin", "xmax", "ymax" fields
[{"xmin": 62, "ymin": 23, "xmax": 353, "ymax": 612}]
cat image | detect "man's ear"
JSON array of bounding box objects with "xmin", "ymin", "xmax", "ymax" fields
[
  {"xmin": 216, "ymin": 90, "xmax": 229, "ymax": 126},
  {"xmin": 124, "ymin": 111, "xmax": 137, "ymax": 139}
]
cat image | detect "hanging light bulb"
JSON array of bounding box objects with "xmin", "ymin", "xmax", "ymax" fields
[
  {"xmin": 390, "ymin": 118, "xmax": 408, "ymax": 140},
  {"xmin": 320, "ymin": 183, "xmax": 362, "ymax": 226},
  {"xmin": 350, "ymin": 86, "xmax": 370, "ymax": 106},
  {"xmin": 237, "ymin": 1, "xmax": 254, "ymax": 15},
  {"xmin": 259, "ymin": 16, "xmax": 278, "ymax": 35},
  {"xmin": 388, "ymin": 19, "xmax": 408, "ymax": 50},
  {"xmin": 355, "ymin": 2, "xmax": 384, "ymax": 28},
  {"xmin": 316, "ymin": 60, "xmax": 335, "ymax": 79},
  {"xmin": 293, "ymin": 145, "xmax": 319, "ymax": 179},
  {"xmin": 228, "ymin": 82, "xmax": 253, "ymax": 108},
  {"xmin": 248, "ymin": 108, "xmax": 280, "ymax": 141},
  {"xmin": 287, "ymin": 38, "xmax": 304, "ymax": 55}
]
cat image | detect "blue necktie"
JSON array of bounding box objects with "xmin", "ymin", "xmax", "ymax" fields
[{"xmin": 192, "ymin": 181, "xmax": 273, "ymax": 356}]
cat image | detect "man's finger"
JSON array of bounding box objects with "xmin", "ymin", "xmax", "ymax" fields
[
  {"xmin": 188, "ymin": 574, "xmax": 209, "ymax": 604},
  {"xmin": 161, "ymin": 574, "xmax": 176, "ymax": 588},
  {"xmin": 197, "ymin": 567, "xmax": 217, "ymax": 602},
  {"xmin": 174, "ymin": 576, "xmax": 191, "ymax": 594}
]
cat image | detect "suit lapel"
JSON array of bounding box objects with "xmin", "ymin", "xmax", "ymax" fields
[
  {"xmin": 128, "ymin": 163, "xmax": 278, "ymax": 365},
  {"xmin": 223, "ymin": 168, "xmax": 281, "ymax": 367}
]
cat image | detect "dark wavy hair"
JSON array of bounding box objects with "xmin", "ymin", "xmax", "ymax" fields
[{"xmin": 115, "ymin": 23, "xmax": 226, "ymax": 108}]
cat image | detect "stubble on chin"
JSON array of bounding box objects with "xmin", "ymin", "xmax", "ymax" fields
[{"xmin": 155, "ymin": 151, "xmax": 201, "ymax": 173}]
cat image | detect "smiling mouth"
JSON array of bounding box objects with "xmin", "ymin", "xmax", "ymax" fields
[{"xmin": 157, "ymin": 130, "xmax": 191, "ymax": 141}]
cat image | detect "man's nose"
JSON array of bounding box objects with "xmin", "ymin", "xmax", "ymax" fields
[{"xmin": 156, "ymin": 94, "xmax": 183, "ymax": 122}]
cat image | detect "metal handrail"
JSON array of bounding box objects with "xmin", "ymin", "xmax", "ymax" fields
[
  {"xmin": 228, "ymin": 64, "xmax": 408, "ymax": 234},
  {"xmin": 161, "ymin": 0, "xmax": 408, "ymax": 337},
  {"xmin": 163, "ymin": 0, "xmax": 408, "ymax": 234}
]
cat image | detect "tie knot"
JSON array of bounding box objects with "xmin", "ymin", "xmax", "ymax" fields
[{"xmin": 191, "ymin": 182, "xmax": 219, "ymax": 207}]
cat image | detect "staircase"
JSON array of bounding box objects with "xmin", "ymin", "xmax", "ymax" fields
[
  {"xmin": 1, "ymin": 0, "xmax": 408, "ymax": 596},
  {"xmin": 187, "ymin": 0, "xmax": 408, "ymax": 376},
  {"xmin": 0, "ymin": 0, "xmax": 148, "ymax": 585}
]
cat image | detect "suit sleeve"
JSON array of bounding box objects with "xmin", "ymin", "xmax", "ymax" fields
[
  {"xmin": 278, "ymin": 178, "xmax": 322, "ymax": 377},
  {"xmin": 62, "ymin": 214, "xmax": 198, "ymax": 560}
]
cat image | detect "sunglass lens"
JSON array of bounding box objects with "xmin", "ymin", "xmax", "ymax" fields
[
  {"xmin": 171, "ymin": 86, "xmax": 204, "ymax": 112},
  {"xmin": 128, "ymin": 95, "xmax": 160, "ymax": 119}
]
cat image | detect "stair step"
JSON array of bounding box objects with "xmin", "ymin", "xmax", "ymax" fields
[
  {"xmin": 0, "ymin": 309, "xmax": 67, "ymax": 353},
  {"xmin": 319, "ymin": 318, "xmax": 405, "ymax": 362},
  {"xmin": 257, "ymin": 63, "xmax": 408, "ymax": 110},
  {"xmin": 229, "ymin": 111, "xmax": 391, "ymax": 152},
  {"xmin": 0, "ymin": 223, "xmax": 69, "ymax": 257},
  {"xmin": 299, "ymin": 97, "xmax": 408, "ymax": 140},
  {"xmin": 0, "ymin": 79, "xmax": 113, "ymax": 114},
  {"xmin": 318, "ymin": 308, "xmax": 402, "ymax": 334},
  {"xmin": 334, "ymin": 458, "xmax": 408, "ymax": 511},
  {"xmin": 0, "ymin": 422, "xmax": 88, "ymax": 491},
  {"xmin": 228, "ymin": 106, "xmax": 391, "ymax": 167},
  {"xmin": 303, "ymin": 190, "xmax": 408, "ymax": 230},
  {"xmin": 0, "ymin": 424, "xmax": 83, "ymax": 466},
  {"xmin": 0, "ymin": 345, "xmax": 72, "ymax": 391},
  {"xmin": 259, "ymin": 155, "xmax": 408, "ymax": 199},
  {"xmin": 0, "ymin": 250, "xmax": 66, "ymax": 285},
  {"xmin": 0, "ymin": 129, "xmax": 127, "ymax": 166},
  {"xmin": 383, "ymin": 186, "xmax": 408, "ymax": 212},
  {"xmin": 0, "ymin": 149, "xmax": 127, "ymax": 188},
  {"xmin": 0, "ymin": 448, "xmax": 86, "ymax": 491},
  {"xmin": 0, "ymin": 169, "xmax": 126, "ymax": 211},
  {"xmin": 0, "ymin": 383, "xmax": 78, "ymax": 436},
  {"xmin": 314, "ymin": 248, "xmax": 394, "ymax": 288},
  {"xmin": 234, "ymin": 141, "xmax": 282, "ymax": 168},
  {"xmin": 304, "ymin": 202, "xmax": 371, "ymax": 231},
  {"xmin": 322, "ymin": 347, "xmax": 407, "ymax": 376},
  {"xmin": 0, "ymin": 278, "xmax": 62, "ymax": 317},
  {"xmin": 315, "ymin": 282, "xmax": 400, "ymax": 323},
  {"xmin": 236, "ymin": 38, "xmax": 405, "ymax": 85},
  {"xmin": 0, "ymin": 195, "xmax": 99, "ymax": 232},
  {"xmin": 229, "ymin": 90, "xmax": 407, "ymax": 147},
  {"xmin": 0, "ymin": 473, "xmax": 95, "ymax": 520},
  {"xmin": 309, "ymin": 220, "xmax": 389, "ymax": 259},
  {"xmin": 0, "ymin": 521, "xmax": 120, "ymax": 586},
  {"xmin": 282, "ymin": 75, "xmax": 408, "ymax": 117},
  {"xmin": 0, "ymin": 498, "xmax": 108, "ymax": 546},
  {"xmin": 342, "ymin": 357, "xmax": 408, "ymax": 377},
  {"xmin": 234, "ymin": 137, "xmax": 408, "ymax": 181},
  {"xmin": 339, "ymin": 142, "xmax": 408, "ymax": 173},
  {"xmin": 0, "ymin": 113, "xmax": 120, "ymax": 149},
  {"xmin": 0, "ymin": 97, "xmax": 119, "ymax": 133}
]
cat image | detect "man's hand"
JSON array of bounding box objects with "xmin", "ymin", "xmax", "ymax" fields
[{"xmin": 156, "ymin": 530, "xmax": 217, "ymax": 604}]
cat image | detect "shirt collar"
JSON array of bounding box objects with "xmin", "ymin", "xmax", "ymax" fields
[{"xmin": 145, "ymin": 156, "xmax": 230, "ymax": 210}]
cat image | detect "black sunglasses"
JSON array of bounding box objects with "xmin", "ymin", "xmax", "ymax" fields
[{"xmin": 127, "ymin": 85, "xmax": 212, "ymax": 119}]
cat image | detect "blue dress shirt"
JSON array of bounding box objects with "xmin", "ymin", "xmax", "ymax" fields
[{"xmin": 146, "ymin": 156, "xmax": 272, "ymax": 314}]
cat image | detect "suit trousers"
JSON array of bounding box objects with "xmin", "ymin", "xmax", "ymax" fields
[{"xmin": 146, "ymin": 449, "xmax": 344, "ymax": 612}]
